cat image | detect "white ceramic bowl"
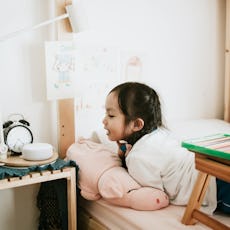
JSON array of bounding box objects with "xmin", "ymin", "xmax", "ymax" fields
[{"xmin": 22, "ymin": 143, "xmax": 53, "ymax": 161}]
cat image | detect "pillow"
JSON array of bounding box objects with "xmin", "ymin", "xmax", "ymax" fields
[
  {"xmin": 91, "ymin": 129, "xmax": 117, "ymax": 153},
  {"xmin": 66, "ymin": 139, "xmax": 121, "ymax": 200},
  {"xmin": 66, "ymin": 139, "xmax": 169, "ymax": 211},
  {"xmin": 167, "ymin": 118, "xmax": 230, "ymax": 141}
]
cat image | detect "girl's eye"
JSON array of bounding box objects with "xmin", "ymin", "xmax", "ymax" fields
[{"xmin": 105, "ymin": 111, "xmax": 115, "ymax": 118}]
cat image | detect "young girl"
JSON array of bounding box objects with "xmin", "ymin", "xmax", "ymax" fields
[{"xmin": 103, "ymin": 82, "xmax": 230, "ymax": 215}]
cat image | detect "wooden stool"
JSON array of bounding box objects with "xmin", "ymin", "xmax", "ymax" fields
[{"xmin": 181, "ymin": 134, "xmax": 230, "ymax": 230}]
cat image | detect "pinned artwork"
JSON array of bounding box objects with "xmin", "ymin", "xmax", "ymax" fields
[
  {"xmin": 45, "ymin": 41, "xmax": 77, "ymax": 100},
  {"xmin": 73, "ymin": 44, "xmax": 121, "ymax": 100},
  {"xmin": 120, "ymin": 50, "xmax": 147, "ymax": 82},
  {"xmin": 45, "ymin": 41, "xmax": 120, "ymax": 100},
  {"xmin": 45, "ymin": 41, "xmax": 147, "ymax": 105}
]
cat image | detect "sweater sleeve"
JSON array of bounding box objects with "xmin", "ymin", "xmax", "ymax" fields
[{"xmin": 126, "ymin": 154, "xmax": 164, "ymax": 191}]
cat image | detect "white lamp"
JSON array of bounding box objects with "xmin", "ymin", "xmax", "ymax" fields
[{"xmin": 65, "ymin": 3, "xmax": 89, "ymax": 33}]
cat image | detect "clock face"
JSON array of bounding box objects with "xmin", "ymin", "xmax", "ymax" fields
[{"xmin": 6, "ymin": 126, "xmax": 33, "ymax": 153}]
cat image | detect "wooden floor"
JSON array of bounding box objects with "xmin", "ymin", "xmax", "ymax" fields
[{"xmin": 78, "ymin": 206, "xmax": 108, "ymax": 230}]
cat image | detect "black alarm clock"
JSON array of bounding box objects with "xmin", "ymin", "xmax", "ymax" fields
[{"xmin": 3, "ymin": 114, "xmax": 33, "ymax": 154}]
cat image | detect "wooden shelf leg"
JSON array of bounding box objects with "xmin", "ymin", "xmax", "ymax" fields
[
  {"xmin": 181, "ymin": 171, "xmax": 211, "ymax": 225},
  {"xmin": 67, "ymin": 168, "xmax": 77, "ymax": 230}
]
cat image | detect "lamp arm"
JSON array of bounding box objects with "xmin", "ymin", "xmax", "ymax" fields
[{"xmin": 0, "ymin": 13, "xmax": 69, "ymax": 42}]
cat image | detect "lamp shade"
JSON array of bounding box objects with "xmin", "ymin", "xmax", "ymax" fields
[{"xmin": 65, "ymin": 3, "xmax": 89, "ymax": 33}]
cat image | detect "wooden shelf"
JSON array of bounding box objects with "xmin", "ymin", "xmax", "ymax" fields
[{"xmin": 0, "ymin": 167, "xmax": 77, "ymax": 230}]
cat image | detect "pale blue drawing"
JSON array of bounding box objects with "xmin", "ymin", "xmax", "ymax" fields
[{"xmin": 52, "ymin": 47, "xmax": 75, "ymax": 88}]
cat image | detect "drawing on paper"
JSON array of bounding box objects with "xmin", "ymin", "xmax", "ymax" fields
[
  {"xmin": 120, "ymin": 50, "xmax": 146, "ymax": 82},
  {"xmin": 45, "ymin": 41, "xmax": 120, "ymax": 100},
  {"xmin": 45, "ymin": 41, "xmax": 77, "ymax": 100},
  {"xmin": 45, "ymin": 41, "xmax": 146, "ymax": 102}
]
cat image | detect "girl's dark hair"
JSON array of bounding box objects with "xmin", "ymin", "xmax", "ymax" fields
[{"xmin": 110, "ymin": 82, "xmax": 162, "ymax": 145}]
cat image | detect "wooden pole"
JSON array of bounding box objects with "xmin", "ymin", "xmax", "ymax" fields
[
  {"xmin": 55, "ymin": 0, "xmax": 75, "ymax": 159},
  {"xmin": 48, "ymin": 2, "xmax": 77, "ymax": 230},
  {"xmin": 58, "ymin": 98, "xmax": 75, "ymax": 159},
  {"xmin": 224, "ymin": 0, "xmax": 230, "ymax": 122}
]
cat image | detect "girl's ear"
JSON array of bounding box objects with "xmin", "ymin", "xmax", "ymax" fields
[{"xmin": 133, "ymin": 118, "xmax": 144, "ymax": 132}]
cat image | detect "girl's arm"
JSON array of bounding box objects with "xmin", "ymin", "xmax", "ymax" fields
[{"xmin": 126, "ymin": 154, "xmax": 164, "ymax": 191}]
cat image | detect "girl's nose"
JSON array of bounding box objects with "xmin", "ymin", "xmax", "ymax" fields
[{"xmin": 102, "ymin": 117, "xmax": 107, "ymax": 125}]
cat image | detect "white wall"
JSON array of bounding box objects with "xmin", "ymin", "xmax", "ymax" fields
[
  {"xmin": 0, "ymin": 1, "xmax": 56, "ymax": 229},
  {"xmin": 79, "ymin": 0, "xmax": 226, "ymax": 121},
  {"xmin": 0, "ymin": 0, "xmax": 226, "ymax": 229}
]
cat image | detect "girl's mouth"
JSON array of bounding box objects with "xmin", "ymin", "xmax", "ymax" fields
[{"xmin": 104, "ymin": 128, "xmax": 110, "ymax": 135}]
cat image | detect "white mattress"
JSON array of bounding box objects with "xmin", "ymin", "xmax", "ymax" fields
[
  {"xmin": 79, "ymin": 197, "xmax": 230, "ymax": 230},
  {"xmin": 78, "ymin": 119, "xmax": 230, "ymax": 229}
]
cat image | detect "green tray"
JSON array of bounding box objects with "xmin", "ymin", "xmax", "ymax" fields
[{"xmin": 182, "ymin": 133, "xmax": 230, "ymax": 160}]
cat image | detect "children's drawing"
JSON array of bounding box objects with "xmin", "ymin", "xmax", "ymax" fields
[
  {"xmin": 125, "ymin": 56, "xmax": 142, "ymax": 81},
  {"xmin": 45, "ymin": 41, "xmax": 77, "ymax": 100},
  {"xmin": 53, "ymin": 52, "xmax": 75, "ymax": 88},
  {"xmin": 120, "ymin": 50, "xmax": 146, "ymax": 82},
  {"xmin": 45, "ymin": 42, "xmax": 146, "ymax": 103},
  {"xmin": 45, "ymin": 41, "xmax": 120, "ymax": 101}
]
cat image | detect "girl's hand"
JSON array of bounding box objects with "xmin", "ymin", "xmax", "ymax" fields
[
  {"xmin": 117, "ymin": 141, "xmax": 132, "ymax": 169},
  {"xmin": 116, "ymin": 141, "xmax": 132, "ymax": 158}
]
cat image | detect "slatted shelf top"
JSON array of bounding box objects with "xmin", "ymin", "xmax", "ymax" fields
[{"xmin": 0, "ymin": 167, "xmax": 74, "ymax": 190}]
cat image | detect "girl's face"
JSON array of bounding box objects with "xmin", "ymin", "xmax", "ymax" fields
[{"xmin": 103, "ymin": 92, "xmax": 134, "ymax": 141}]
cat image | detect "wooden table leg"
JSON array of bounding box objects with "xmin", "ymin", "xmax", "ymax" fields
[
  {"xmin": 181, "ymin": 171, "xmax": 211, "ymax": 225},
  {"xmin": 67, "ymin": 167, "xmax": 77, "ymax": 230}
]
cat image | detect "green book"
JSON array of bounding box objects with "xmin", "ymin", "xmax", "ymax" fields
[{"xmin": 182, "ymin": 133, "xmax": 230, "ymax": 160}]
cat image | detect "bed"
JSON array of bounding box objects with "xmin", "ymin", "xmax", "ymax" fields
[
  {"xmin": 58, "ymin": 100, "xmax": 230, "ymax": 230},
  {"xmin": 80, "ymin": 119, "xmax": 230, "ymax": 230}
]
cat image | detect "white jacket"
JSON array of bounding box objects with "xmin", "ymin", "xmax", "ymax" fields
[{"xmin": 126, "ymin": 128, "xmax": 217, "ymax": 213}]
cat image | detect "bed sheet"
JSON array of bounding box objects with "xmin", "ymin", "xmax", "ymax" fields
[{"xmin": 79, "ymin": 197, "xmax": 229, "ymax": 230}]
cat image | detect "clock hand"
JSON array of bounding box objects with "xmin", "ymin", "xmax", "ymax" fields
[
  {"xmin": 17, "ymin": 138, "xmax": 23, "ymax": 144},
  {"xmin": 14, "ymin": 140, "xmax": 24, "ymax": 152}
]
